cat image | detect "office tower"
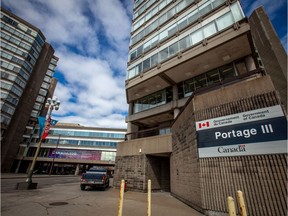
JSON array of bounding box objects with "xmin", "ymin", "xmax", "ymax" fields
[
  {"xmin": 1, "ymin": 7, "xmax": 58, "ymax": 172},
  {"xmin": 114, "ymin": 0, "xmax": 287, "ymax": 215},
  {"xmin": 249, "ymin": 6, "xmax": 287, "ymax": 109}
]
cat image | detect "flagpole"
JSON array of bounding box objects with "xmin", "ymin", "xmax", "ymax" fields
[{"xmin": 25, "ymin": 96, "xmax": 60, "ymax": 184}]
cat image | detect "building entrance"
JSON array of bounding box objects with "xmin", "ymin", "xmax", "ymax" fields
[{"xmin": 146, "ymin": 155, "xmax": 170, "ymax": 192}]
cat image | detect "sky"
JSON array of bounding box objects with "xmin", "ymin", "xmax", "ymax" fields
[{"xmin": 2, "ymin": 0, "xmax": 287, "ymax": 129}]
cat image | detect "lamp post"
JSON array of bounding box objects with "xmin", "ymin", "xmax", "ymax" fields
[{"xmin": 25, "ymin": 96, "xmax": 60, "ymax": 185}]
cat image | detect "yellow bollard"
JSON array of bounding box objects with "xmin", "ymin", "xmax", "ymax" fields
[
  {"xmin": 237, "ymin": 191, "xmax": 247, "ymax": 216},
  {"xmin": 117, "ymin": 179, "xmax": 125, "ymax": 216},
  {"xmin": 227, "ymin": 196, "xmax": 236, "ymax": 216},
  {"xmin": 147, "ymin": 179, "xmax": 151, "ymax": 216}
]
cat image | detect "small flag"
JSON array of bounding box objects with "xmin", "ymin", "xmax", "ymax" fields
[
  {"xmin": 42, "ymin": 116, "xmax": 51, "ymax": 140},
  {"xmin": 50, "ymin": 119, "xmax": 58, "ymax": 126},
  {"xmin": 198, "ymin": 121, "xmax": 210, "ymax": 129}
]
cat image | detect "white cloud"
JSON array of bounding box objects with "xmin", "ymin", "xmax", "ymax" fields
[{"xmin": 2, "ymin": 0, "xmax": 133, "ymax": 129}]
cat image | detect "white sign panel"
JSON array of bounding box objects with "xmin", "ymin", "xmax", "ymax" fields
[{"xmin": 196, "ymin": 105, "xmax": 287, "ymax": 158}]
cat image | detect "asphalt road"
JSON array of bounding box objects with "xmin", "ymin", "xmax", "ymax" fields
[{"xmin": 1, "ymin": 175, "xmax": 204, "ymax": 216}]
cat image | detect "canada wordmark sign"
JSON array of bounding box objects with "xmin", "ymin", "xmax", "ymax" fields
[{"xmin": 196, "ymin": 105, "xmax": 287, "ymax": 158}]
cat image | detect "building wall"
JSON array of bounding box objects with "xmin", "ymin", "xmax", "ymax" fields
[
  {"xmin": 249, "ymin": 7, "xmax": 287, "ymax": 112},
  {"xmin": 1, "ymin": 42, "xmax": 55, "ymax": 172},
  {"xmin": 171, "ymin": 75, "xmax": 287, "ymax": 215}
]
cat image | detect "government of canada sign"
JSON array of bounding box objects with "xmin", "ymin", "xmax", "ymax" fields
[{"xmin": 196, "ymin": 105, "xmax": 287, "ymax": 158}]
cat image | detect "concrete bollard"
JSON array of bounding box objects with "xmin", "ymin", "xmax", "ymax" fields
[
  {"xmin": 147, "ymin": 179, "xmax": 151, "ymax": 216},
  {"xmin": 117, "ymin": 179, "xmax": 125, "ymax": 216},
  {"xmin": 237, "ymin": 190, "xmax": 247, "ymax": 216},
  {"xmin": 227, "ymin": 196, "xmax": 236, "ymax": 216}
]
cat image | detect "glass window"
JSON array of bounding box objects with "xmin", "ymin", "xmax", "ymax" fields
[
  {"xmin": 235, "ymin": 61, "xmax": 247, "ymax": 75},
  {"xmin": 219, "ymin": 64, "xmax": 237, "ymax": 79},
  {"xmin": 212, "ymin": 0, "xmax": 226, "ymax": 8},
  {"xmin": 184, "ymin": 78, "xmax": 195, "ymax": 96},
  {"xmin": 179, "ymin": 35, "xmax": 191, "ymax": 51},
  {"xmin": 160, "ymin": 47, "xmax": 169, "ymax": 61},
  {"xmin": 143, "ymin": 41, "xmax": 151, "ymax": 53},
  {"xmin": 191, "ymin": 29, "xmax": 204, "ymax": 44},
  {"xmin": 150, "ymin": 53, "xmax": 158, "ymax": 67},
  {"xmin": 143, "ymin": 58, "xmax": 151, "ymax": 71},
  {"xmin": 159, "ymin": 29, "xmax": 168, "ymax": 41},
  {"xmin": 203, "ymin": 22, "xmax": 217, "ymax": 38},
  {"xmin": 178, "ymin": 17, "xmax": 188, "ymax": 31},
  {"xmin": 216, "ymin": 12, "xmax": 234, "ymax": 31},
  {"xmin": 198, "ymin": 1, "xmax": 212, "ymax": 17},
  {"xmin": 169, "ymin": 42, "xmax": 178, "ymax": 56},
  {"xmin": 150, "ymin": 36, "xmax": 158, "ymax": 48},
  {"xmin": 231, "ymin": 3, "xmax": 244, "ymax": 22},
  {"xmin": 195, "ymin": 73, "xmax": 207, "ymax": 89},
  {"xmin": 167, "ymin": 23, "xmax": 178, "ymax": 37},
  {"xmin": 207, "ymin": 69, "xmax": 221, "ymax": 84},
  {"xmin": 187, "ymin": 9, "xmax": 199, "ymax": 24},
  {"xmin": 130, "ymin": 50, "xmax": 137, "ymax": 61}
]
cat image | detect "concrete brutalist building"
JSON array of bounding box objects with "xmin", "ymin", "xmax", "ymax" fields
[
  {"xmin": 114, "ymin": 0, "xmax": 287, "ymax": 215},
  {"xmin": 1, "ymin": 7, "xmax": 58, "ymax": 172}
]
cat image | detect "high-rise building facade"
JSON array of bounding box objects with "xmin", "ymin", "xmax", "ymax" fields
[
  {"xmin": 1, "ymin": 7, "xmax": 58, "ymax": 172},
  {"xmin": 114, "ymin": 1, "xmax": 287, "ymax": 215},
  {"xmin": 249, "ymin": 6, "xmax": 287, "ymax": 109}
]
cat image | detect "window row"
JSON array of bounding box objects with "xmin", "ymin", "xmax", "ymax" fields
[
  {"xmin": 1, "ymin": 71, "xmax": 27, "ymax": 88},
  {"xmin": 49, "ymin": 129, "xmax": 126, "ymax": 139},
  {"xmin": 0, "ymin": 92, "xmax": 19, "ymax": 106},
  {"xmin": 1, "ymin": 103, "xmax": 15, "ymax": 115},
  {"xmin": 1, "ymin": 114, "xmax": 11, "ymax": 126},
  {"xmin": 1, "ymin": 40, "xmax": 28, "ymax": 59},
  {"xmin": 1, "ymin": 50, "xmax": 33, "ymax": 73},
  {"xmin": 134, "ymin": 88, "xmax": 172, "ymax": 113},
  {"xmin": 131, "ymin": 0, "xmax": 195, "ymax": 46},
  {"xmin": 1, "ymin": 81, "xmax": 23, "ymax": 97},
  {"xmin": 133, "ymin": 0, "xmax": 157, "ymax": 20},
  {"xmin": 1, "ymin": 22, "xmax": 34, "ymax": 43},
  {"xmin": 133, "ymin": 61, "xmax": 242, "ymax": 113},
  {"xmin": 133, "ymin": 0, "xmax": 173, "ymax": 31},
  {"xmin": 130, "ymin": 0, "xmax": 225, "ymax": 60},
  {"xmin": 1, "ymin": 60, "xmax": 30, "ymax": 81},
  {"xmin": 44, "ymin": 138, "xmax": 118, "ymax": 148},
  {"xmin": 127, "ymin": 5, "xmax": 243, "ymax": 80}
]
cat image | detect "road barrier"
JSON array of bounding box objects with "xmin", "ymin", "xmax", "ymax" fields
[
  {"xmin": 118, "ymin": 179, "xmax": 152, "ymax": 216},
  {"xmin": 227, "ymin": 190, "xmax": 247, "ymax": 216},
  {"xmin": 117, "ymin": 180, "xmax": 125, "ymax": 216},
  {"xmin": 147, "ymin": 179, "xmax": 151, "ymax": 216}
]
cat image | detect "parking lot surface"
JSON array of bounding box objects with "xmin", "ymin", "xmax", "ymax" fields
[{"xmin": 1, "ymin": 174, "xmax": 204, "ymax": 216}]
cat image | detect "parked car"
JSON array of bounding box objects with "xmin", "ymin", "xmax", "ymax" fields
[{"xmin": 80, "ymin": 167, "xmax": 110, "ymax": 191}]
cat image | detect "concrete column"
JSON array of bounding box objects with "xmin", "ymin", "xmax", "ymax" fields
[
  {"xmin": 172, "ymin": 85, "xmax": 179, "ymax": 101},
  {"xmin": 245, "ymin": 55, "xmax": 256, "ymax": 71},
  {"xmin": 174, "ymin": 108, "xmax": 180, "ymax": 119},
  {"xmin": 75, "ymin": 164, "xmax": 80, "ymax": 175},
  {"xmin": 173, "ymin": 85, "xmax": 180, "ymax": 119}
]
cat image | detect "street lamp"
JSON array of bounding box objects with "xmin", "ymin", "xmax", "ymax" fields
[{"xmin": 24, "ymin": 96, "xmax": 60, "ymax": 187}]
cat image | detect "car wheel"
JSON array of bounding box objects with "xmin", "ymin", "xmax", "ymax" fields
[{"xmin": 80, "ymin": 185, "xmax": 86, "ymax": 191}]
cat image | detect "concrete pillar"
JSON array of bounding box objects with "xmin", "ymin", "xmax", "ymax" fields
[
  {"xmin": 75, "ymin": 164, "xmax": 80, "ymax": 175},
  {"xmin": 172, "ymin": 85, "xmax": 179, "ymax": 100},
  {"xmin": 173, "ymin": 85, "xmax": 180, "ymax": 119},
  {"xmin": 174, "ymin": 108, "xmax": 180, "ymax": 119},
  {"xmin": 245, "ymin": 55, "xmax": 256, "ymax": 71}
]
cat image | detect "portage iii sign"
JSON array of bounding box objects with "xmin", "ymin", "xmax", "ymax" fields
[{"xmin": 196, "ymin": 105, "xmax": 287, "ymax": 158}]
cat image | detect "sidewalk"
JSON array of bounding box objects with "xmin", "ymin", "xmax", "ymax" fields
[{"xmin": 1, "ymin": 173, "xmax": 77, "ymax": 179}]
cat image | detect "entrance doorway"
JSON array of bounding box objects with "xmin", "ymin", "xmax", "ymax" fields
[{"xmin": 147, "ymin": 155, "xmax": 170, "ymax": 191}]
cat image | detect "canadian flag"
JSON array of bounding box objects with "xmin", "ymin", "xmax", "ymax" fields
[{"xmin": 198, "ymin": 121, "xmax": 210, "ymax": 129}]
